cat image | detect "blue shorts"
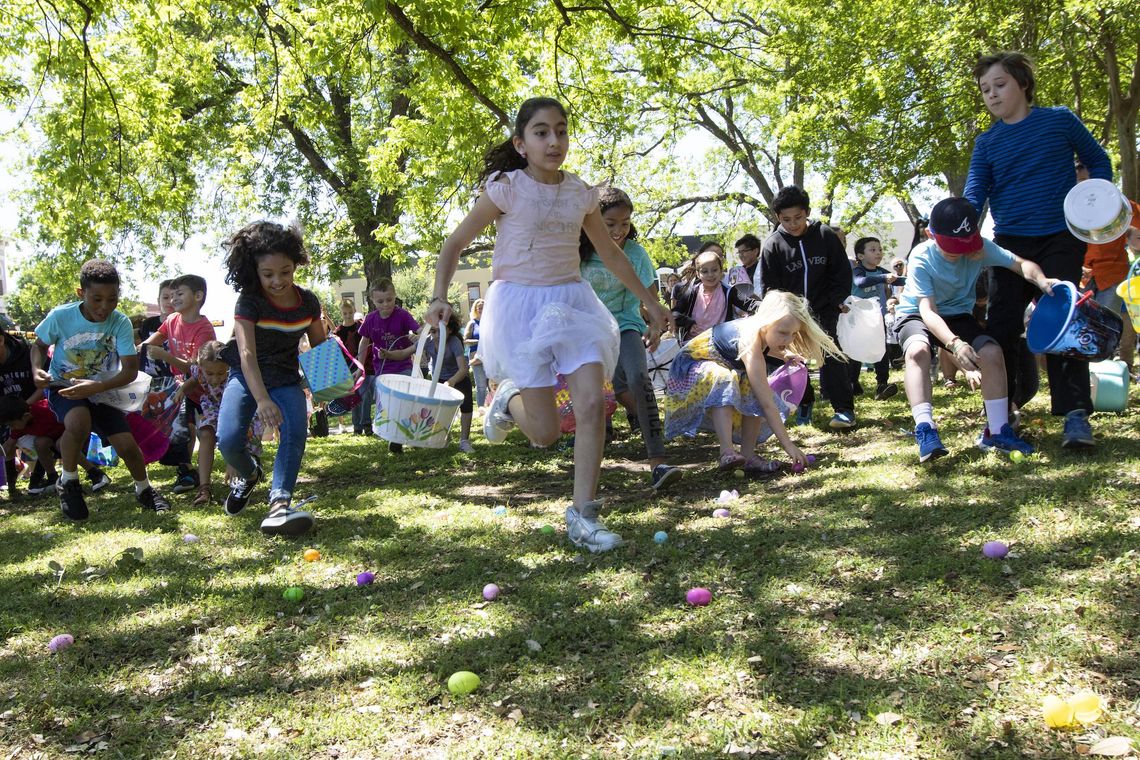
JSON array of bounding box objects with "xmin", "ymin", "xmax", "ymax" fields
[{"xmin": 47, "ymin": 391, "xmax": 130, "ymax": 438}]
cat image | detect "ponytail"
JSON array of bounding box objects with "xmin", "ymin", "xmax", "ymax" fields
[{"xmin": 478, "ymin": 97, "xmax": 568, "ymax": 187}]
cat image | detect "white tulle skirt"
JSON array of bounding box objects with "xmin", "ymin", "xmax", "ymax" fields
[{"xmin": 480, "ymin": 280, "xmax": 620, "ymax": 389}]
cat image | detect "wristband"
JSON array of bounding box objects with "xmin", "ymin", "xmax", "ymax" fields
[{"xmin": 430, "ymin": 296, "xmax": 448, "ymax": 306}]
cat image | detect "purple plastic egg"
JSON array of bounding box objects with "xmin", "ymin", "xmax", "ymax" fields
[
  {"xmin": 686, "ymin": 587, "xmax": 712, "ymax": 606},
  {"xmin": 792, "ymin": 462, "xmax": 805, "ymax": 474},
  {"xmin": 49, "ymin": 634, "xmax": 74, "ymax": 653},
  {"xmin": 712, "ymin": 508, "xmax": 730, "ymax": 518},
  {"xmin": 982, "ymin": 541, "xmax": 1009, "ymax": 559},
  {"xmin": 807, "ymin": 455, "xmax": 817, "ymax": 464},
  {"xmin": 356, "ymin": 571, "xmax": 375, "ymax": 586},
  {"xmin": 483, "ymin": 583, "xmax": 500, "ymax": 601}
]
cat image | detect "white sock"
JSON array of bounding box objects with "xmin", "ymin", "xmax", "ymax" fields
[
  {"xmin": 910, "ymin": 402, "xmax": 934, "ymax": 428},
  {"xmin": 134, "ymin": 479, "xmax": 151, "ymax": 495},
  {"xmin": 60, "ymin": 470, "xmax": 79, "ymax": 483},
  {"xmin": 984, "ymin": 398, "xmax": 1009, "ymax": 432}
]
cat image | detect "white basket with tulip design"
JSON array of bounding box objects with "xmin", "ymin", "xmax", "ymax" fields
[{"xmin": 373, "ymin": 327, "xmax": 464, "ymax": 448}]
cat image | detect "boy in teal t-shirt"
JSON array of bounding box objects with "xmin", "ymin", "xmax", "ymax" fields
[
  {"xmin": 893, "ymin": 198, "xmax": 1056, "ymax": 463},
  {"xmin": 32, "ymin": 259, "xmax": 172, "ymax": 521}
]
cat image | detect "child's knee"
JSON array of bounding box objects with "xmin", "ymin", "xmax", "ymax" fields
[
  {"xmin": 905, "ymin": 341, "xmax": 931, "ymax": 365},
  {"xmin": 978, "ymin": 341, "xmax": 1003, "ymax": 365},
  {"xmin": 532, "ymin": 426, "xmax": 562, "ymax": 448}
]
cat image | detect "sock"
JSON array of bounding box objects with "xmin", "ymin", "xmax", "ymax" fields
[
  {"xmin": 984, "ymin": 398, "xmax": 1010, "ymax": 432},
  {"xmin": 910, "ymin": 402, "xmax": 934, "ymax": 428},
  {"xmin": 60, "ymin": 469, "xmax": 80, "ymax": 483},
  {"xmin": 134, "ymin": 479, "xmax": 152, "ymax": 495}
]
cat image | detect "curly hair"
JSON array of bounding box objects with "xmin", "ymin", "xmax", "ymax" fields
[
  {"xmin": 222, "ymin": 220, "xmax": 308, "ymax": 294},
  {"xmin": 79, "ymin": 260, "xmax": 120, "ymax": 289}
]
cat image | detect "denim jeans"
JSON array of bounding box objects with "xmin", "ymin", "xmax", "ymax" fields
[
  {"xmin": 217, "ymin": 371, "xmax": 307, "ymax": 505},
  {"xmin": 471, "ymin": 362, "xmax": 488, "ymax": 407},
  {"xmin": 611, "ymin": 329, "xmax": 666, "ymax": 459},
  {"xmin": 351, "ymin": 374, "xmax": 375, "ymax": 432}
]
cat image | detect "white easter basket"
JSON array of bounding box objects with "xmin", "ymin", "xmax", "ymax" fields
[{"xmin": 373, "ymin": 328, "xmax": 464, "ymax": 449}]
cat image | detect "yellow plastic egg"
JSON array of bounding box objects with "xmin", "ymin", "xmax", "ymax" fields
[
  {"xmin": 1069, "ymin": 691, "xmax": 1103, "ymax": 724},
  {"xmin": 303, "ymin": 548, "xmax": 321, "ymax": 562},
  {"xmin": 1042, "ymin": 695, "xmax": 1074, "ymax": 728}
]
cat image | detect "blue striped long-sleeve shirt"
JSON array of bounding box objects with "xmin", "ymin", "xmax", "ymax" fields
[{"xmin": 964, "ymin": 106, "xmax": 1112, "ymax": 237}]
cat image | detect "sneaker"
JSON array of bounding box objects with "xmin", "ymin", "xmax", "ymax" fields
[
  {"xmin": 458, "ymin": 439, "xmax": 475, "ymax": 454},
  {"xmin": 875, "ymin": 383, "xmax": 899, "ymax": 401},
  {"xmin": 57, "ymin": 478, "xmax": 88, "ymax": 521},
  {"xmin": 388, "ymin": 442, "xmax": 404, "ymax": 454},
  {"xmin": 829, "ymin": 411, "xmax": 856, "ymax": 430},
  {"xmin": 86, "ymin": 467, "xmax": 112, "ymax": 493},
  {"xmin": 260, "ymin": 502, "xmax": 315, "ymax": 537},
  {"xmin": 172, "ymin": 467, "xmax": 199, "ymax": 494},
  {"xmin": 565, "ymin": 504, "xmax": 623, "ymax": 553},
  {"xmin": 483, "ymin": 379, "xmax": 519, "ymax": 444},
  {"xmin": 192, "ymin": 483, "xmax": 211, "ymax": 507},
  {"xmin": 793, "ymin": 402, "xmax": 813, "ymax": 427},
  {"xmin": 914, "ymin": 422, "xmax": 949, "ymax": 463},
  {"xmin": 137, "ymin": 486, "xmax": 172, "ymax": 513},
  {"xmin": 650, "ymin": 464, "xmax": 683, "ymax": 491},
  {"xmin": 977, "ymin": 424, "xmax": 1035, "ymax": 455},
  {"xmin": 27, "ymin": 470, "xmax": 48, "ymax": 495},
  {"xmin": 224, "ymin": 462, "xmax": 263, "ymax": 516},
  {"xmin": 1061, "ymin": 409, "xmax": 1095, "ymax": 449}
]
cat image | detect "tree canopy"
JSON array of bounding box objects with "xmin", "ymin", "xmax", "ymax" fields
[{"xmin": 0, "ymin": 0, "xmax": 1136, "ymax": 284}]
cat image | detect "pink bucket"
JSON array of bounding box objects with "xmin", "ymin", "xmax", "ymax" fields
[{"xmin": 126, "ymin": 413, "xmax": 171, "ymax": 464}]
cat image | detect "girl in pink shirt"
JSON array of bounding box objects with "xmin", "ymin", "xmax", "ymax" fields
[{"xmin": 427, "ymin": 97, "xmax": 671, "ymax": 553}]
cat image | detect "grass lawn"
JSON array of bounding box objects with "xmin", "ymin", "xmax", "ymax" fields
[{"xmin": 1, "ymin": 375, "xmax": 1138, "ymax": 759}]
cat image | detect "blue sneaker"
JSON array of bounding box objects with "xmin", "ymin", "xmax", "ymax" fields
[
  {"xmin": 914, "ymin": 422, "xmax": 948, "ymax": 463},
  {"xmin": 1061, "ymin": 409, "xmax": 1095, "ymax": 449},
  {"xmin": 828, "ymin": 411, "xmax": 856, "ymax": 430},
  {"xmin": 793, "ymin": 402, "xmax": 813, "ymax": 426},
  {"xmin": 978, "ymin": 424, "xmax": 1034, "ymax": 455}
]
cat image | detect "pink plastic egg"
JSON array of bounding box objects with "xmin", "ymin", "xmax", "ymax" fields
[
  {"xmin": 483, "ymin": 583, "xmax": 500, "ymax": 601},
  {"xmin": 686, "ymin": 587, "xmax": 712, "ymax": 606},
  {"xmin": 49, "ymin": 634, "xmax": 74, "ymax": 653},
  {"xmin": 712, "ymin": 508, "xmax": 730, "ymax": 518}
]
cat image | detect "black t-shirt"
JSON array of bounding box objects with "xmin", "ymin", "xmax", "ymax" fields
[
  {"xmin": 220, "ymin": 286, "xmax": 323, "ymax": 388},
  {"xmin": 0, "ymin": 333, "xmax": 37, "ymax": 399}
]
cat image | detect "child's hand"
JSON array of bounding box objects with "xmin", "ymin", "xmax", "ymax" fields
[
  {"xmin": 646, "ymin": 301, "xmax": 673, "ymax": 336},
  {"xmin": 147, "ymin": 345, "xmax": 173, "ymax": 363},
  {"xmin": 784, "ymin": 442, "xmax": 808, "ymax": 469},
  {"xmin": 643, "ymin": 326, "xmax": 662, "ymax": 352},
  {"xmin": 963, "ymin": 369, "xmax": 982, "ymax": 390},
  {"xmin": 949, "ymin": 339, "xmax": 980, "ymax": 371},
  {"xmin": 1037, "ymin": 277, "xmax": 1060, "ymax": 295},
  {"xmin": 784, "ymin": 353, "xmax": 806, "ymax": 366},
  {"xmin": 256, "ymin": 399, "xmax": 283, "ymax": 429},
  {"xmin": 59, "ymin": 379, "xmax": 101, "ymax": 400},
  {"xmin": 886, "ymin": 273, "xmax": 898, "ymax": 284},
  {"xmin": 32, "ymin": 368, "xmax": 52, "ymax": 388}
]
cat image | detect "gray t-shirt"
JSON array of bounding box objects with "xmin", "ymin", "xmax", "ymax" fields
[{"xmin": 424, "ymin": 334, "xmax": 465, "ymax": 381}]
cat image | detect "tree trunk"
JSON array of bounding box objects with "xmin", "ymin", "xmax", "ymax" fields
[{"xmin": 1118, "ymin": 111, "xmax": 1138, "ymax": 199}]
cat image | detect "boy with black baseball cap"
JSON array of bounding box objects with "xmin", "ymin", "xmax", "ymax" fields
[{"xmin": 893, "ymin": 197, "xmax": 1057, "ymax": 462}]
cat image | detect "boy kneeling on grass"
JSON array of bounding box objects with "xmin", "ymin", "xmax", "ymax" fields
[
  {"xmin": 31, "ymin": 260, "xmax": 171, "ymax": 521},
  {"xmin": 0, "ymin": 396, "xmax": 112, "ymax": 496},
  {"xmin": 895, "ymin": 198, "xmax": 1057, "ymax": 462}
]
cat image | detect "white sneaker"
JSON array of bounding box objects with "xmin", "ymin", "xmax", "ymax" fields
[
  {"xmin": 483, "ymin": 379, "xmax": 519, "ymax": 444},
  {"xmin": 565, "ymin": 503, "xmax": 623, "ymax": 553},
  {"xmin": 458, "ymin": 439, "xmax": 475, "ymax": 453}
]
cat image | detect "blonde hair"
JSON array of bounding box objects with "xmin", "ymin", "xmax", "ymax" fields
[{"xmin": 737, "ymin": 291, "xmax": 845, "ymax": 366}]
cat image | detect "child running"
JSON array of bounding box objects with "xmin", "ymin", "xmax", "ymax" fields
[
  {"xmin": 216, "ymin": 221, "xmax": 326, "ymax": 536},
  {"xmin": 580, "ymin": 186, "xmax": 683, "ymax": 490},
  {"xmin": 424, "ymin": 311, "xmax": 475, "ymax": 453},
  {"xmin": 895, "ymin": 198, "xmax": 1055, "ymax": 462},
  {"xmin": 665, "ymin": 291, "xmax": 831, "ymax": 474},
  {"xmin": 426, "ymin": 97, "xmax": 671, "ymax": 553},
  {"xmin": 31, "ymin": 259, "xmax": 171, "ymax": 520}
]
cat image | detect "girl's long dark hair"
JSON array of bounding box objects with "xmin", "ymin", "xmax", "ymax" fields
[
  {"xmin": 478, "ymin": 97, "xmax": 567, "ymax": 187},
  {"xmin": 223, "ymin": 220, "xmax": 308, "ymax": 294},
  {"xmin": 578, "ymin": 186, "xmax": 638, "ymax": 262}
]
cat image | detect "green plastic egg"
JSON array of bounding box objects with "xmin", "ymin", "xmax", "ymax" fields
[
  {"xmin": 447, "ymin": 670, "xmax": 481, "ymax": 695},
  {"xmin": 282, "ymin": 586, "xmax": 304, "ymax": 602}
]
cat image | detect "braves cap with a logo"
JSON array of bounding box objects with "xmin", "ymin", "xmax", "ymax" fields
[{"xmin": 929, "ymin": 197, "xmax": 984, "ymax": 255}]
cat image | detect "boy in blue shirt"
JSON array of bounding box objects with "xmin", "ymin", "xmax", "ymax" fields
[
  {"xmin": 850, "ymin": 236, "xmax": 903, "ymax": 400},
  {"xmin": 894, "ymin": 198, "xmax": 1056, "ymax": 462},
  {"xmin": 32, "ymin": 260, "xmax": 172, "ymax": 520}
]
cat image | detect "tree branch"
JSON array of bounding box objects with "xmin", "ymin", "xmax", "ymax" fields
[
  {"xmin": 278, "ymin": 114, "xmax": 346, "ymax": 195},
  {"xmin": 652, "ymin": 192, "xmax": 768, "ymax": 214}
]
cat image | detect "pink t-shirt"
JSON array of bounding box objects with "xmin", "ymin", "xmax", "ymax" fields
[
  {"xmin": 691, "ymin": 285, "xmax": 726, "ymax": 335},
  {"xmin": 483, "ymin": 169, "xmax": 600, "ymax": 286},
  {"xmin": 158, "ymin": 313, "xmax": 216, "ymax": 400}
]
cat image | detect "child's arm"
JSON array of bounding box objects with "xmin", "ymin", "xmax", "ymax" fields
[
  {"xmin": 582, "ymin": 210, "xmax": 672, "ymax": 335},
  {"xmin": 357, "ymin": 335, "xmax": 373, "ymax": 368},
  {"xmin": 447, "ymin": 342, "xmax": 469, "ymax": 386},
  {"xmin": 1006, "ymin": 256, "xmax": 1058, "ymax": 295},
  {"xmin": 29, "ymin": 340, "xmax": 52, "ymax": 388},
  {"xmin": 917, "ymin": 296, "xmax": 981, "ymax": 383},
  {"xmin": 306, "ymin": 314, "xmax": 327, "ymax": 350},
  {"xmin": 428, "ymin": 194, "xmax": 504, "ymax": 325},
  {"xmin": 59, "ymin": 354, "xmax": 140, "ymax": 399},
  {"xmin": 742, "ymin": 348, "xmax": 807, "ymax": 467},
  {"xmin": 853, "ymin": 268, "xmax": 890, "ymax": 289},
  {"xmin": 232, "ymin": 320, "xmax": 281, "ymax": 428}
]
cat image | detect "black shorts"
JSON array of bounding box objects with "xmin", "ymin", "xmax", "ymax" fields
[
  {"xmin": 47, "ymin": 391, "xmax": 130, "ymax": 438},
  {"xmin": 452, "ymin": 376, "xmax": 474, "ymax": 414},
  {"xmin": 182, "ymin": 396, "xmax": 203, "ymax": 425},
  {"xmin": 893, "ymin": 313, "xmax": 997, "ymax": 353}
]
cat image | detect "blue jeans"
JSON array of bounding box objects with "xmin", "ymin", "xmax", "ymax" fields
[
  {"xmin": 351, "ymin": 374, "xmax": 375, "ymax": 432},
  {"xmin": 217, "ymin": 371, "xmax": 307, "ymax": 505},
  {"xmin": 471, "ymin": 362, "xmax": 488, "ymax": 407}
]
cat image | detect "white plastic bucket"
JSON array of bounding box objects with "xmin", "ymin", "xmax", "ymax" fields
[
  {"xmin": 837, "ymin": 297, "xmax": 886, "ymax": 363},
  {"xmin": 1064, "ymin": 179, "xmax": 1132, "ymax": 244},
  {"xmin": 88, "ymin": 371, "xmax": 153, "ymax": 412},
  {"xmin": 374, "ymin": 329, "xmax": 464, "ymax": 448}
]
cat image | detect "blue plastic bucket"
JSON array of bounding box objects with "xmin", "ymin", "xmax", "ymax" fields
[{"xmin": 1026, "ymin": 281, "xmax": 1123, "ymax": 361}]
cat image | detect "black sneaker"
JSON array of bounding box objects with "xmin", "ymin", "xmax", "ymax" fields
[
  {"xmin": 86, "ymin": 468, "xmax": 112, "ymax": 493},
  {"xmin": 58, "ymin": 479, "xmax": 89, "ymax": 521},
  {"xmin": 650, "ymin": 464, "xmax": 683, "ymax": 491},
  {"xmin": 874, "ymin": 383, "xmax": 899, "ymax": 401},
  {"xmin": 388, "ymin": 442, "xmax": 403, "ymax": 454},
  {"xmin": 172, "ymin": 467, "xmax": 199, "ymax": 494},
  {"xmin": 259, "ymin": 502, "xmax": 315, "ymax": 537},
  {"xmin": 27, "ymin": 470, "xmax": 50, "ymax": 495},
  {"xmin": 224, "ymin": 463, "xmax": 263, "ymax": 516},
  {"xmin": 137, "ymin": 486, "xmax": 172, "ymax": 513}
]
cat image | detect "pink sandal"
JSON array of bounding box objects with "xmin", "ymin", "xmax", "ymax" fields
[
  {"xmin": 717, "ymin": 452, "xmax": 746, "ymax": 470},
  {"xmin": 744, "ymin": 457, "xmax": 783, "ymax": 479}
]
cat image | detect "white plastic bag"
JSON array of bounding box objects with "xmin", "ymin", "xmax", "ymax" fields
[
  {"xmin": 88, "ymin": 371, "xmax": 153, "ymax": 412},
  {"xmin": 837, "ymin": 297, "xmax": 886, "ymax": 363}
]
